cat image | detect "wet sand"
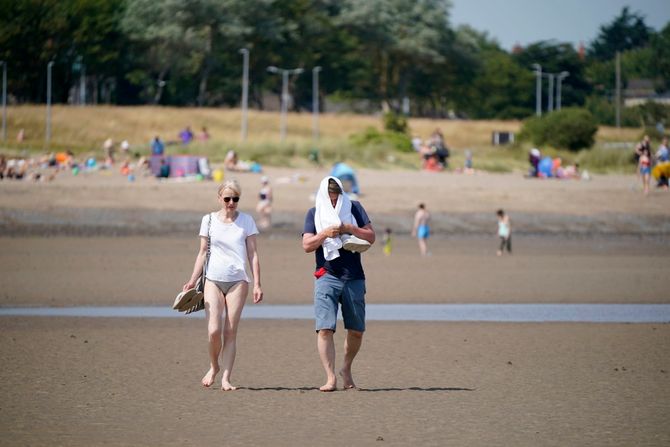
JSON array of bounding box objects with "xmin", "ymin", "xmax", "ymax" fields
[
  {"xmin": 1, "ymin": 236, "xmax": 668, "ymax": 308},
  {"xmin": 1, "ymin": 317, "xmax": 668, "ymax": 446}
]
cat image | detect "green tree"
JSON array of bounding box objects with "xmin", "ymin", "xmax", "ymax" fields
[
  {"xmin": 651, "ymin": 22, "xmax": 670, "ymax": 90},
  {"xmin": 337, "ymin": 0, "xmax": 453, "ymax": 110},
  {"xmin": 122, "ymin": 0, "xmax": 249, "ymax": 105},
  {"xmin": 0, "ymin": 0, "xmax": 126, "ymax": 103},
  {"xmin": 589, "ymin": 7, "xmax": 651, "ymax": 61}
]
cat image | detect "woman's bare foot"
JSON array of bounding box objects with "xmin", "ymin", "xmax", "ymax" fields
[
  {"xmin": 339, "ymin": 369, "xmax": 356, "ymax": 390},
  {"xmin": 319, "ymin": 377, "xmax": 337, "ymax": 392},
  {"xmin": 221, "ymin": 381, "xmax": 237, "ymax": 391},
  {"xmin": 201, "ymin": 366, "xmax": 219, "ymax": 387}
]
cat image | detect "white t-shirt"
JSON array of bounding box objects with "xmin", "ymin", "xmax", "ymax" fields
[{"xmin": 200, "ymin": 212, "xmax": 259, "ymax": 282}]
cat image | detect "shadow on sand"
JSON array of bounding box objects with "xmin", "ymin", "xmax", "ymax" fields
[
  {"xmin": 358, "ymin": 387, "xmax": 474, "ymax": 392},
  {"xmin": 240, "ymin": 386, "xmax": 474, "ymax": 392}
]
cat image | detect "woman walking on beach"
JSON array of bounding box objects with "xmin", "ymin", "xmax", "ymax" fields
[{"xmin": 183, "ymin": 179, "xmax": 263, "ymax": 390}]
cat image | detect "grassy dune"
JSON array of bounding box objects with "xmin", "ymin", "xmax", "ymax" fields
[{"xmin": 0, "ymin": 105, "xmax": 643, "ymax": 172}]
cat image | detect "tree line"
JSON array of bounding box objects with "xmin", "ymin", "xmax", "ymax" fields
[{"xmin": 0, "ymin": 0, "xmax": 668, "ymax": 124}]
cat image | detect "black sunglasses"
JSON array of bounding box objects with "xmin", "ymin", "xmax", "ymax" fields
[{"xmin": 222, "ymin": 196, "xmax": 240, "ymax": 203}]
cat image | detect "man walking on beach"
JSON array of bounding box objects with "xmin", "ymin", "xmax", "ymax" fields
[
  {"xmin": 302, "ymin": 177, "xmax": 375, "ymax": 391},
  {"xmin": 412, "ymin": 203, "xmax": 431, "ymax": 256}
]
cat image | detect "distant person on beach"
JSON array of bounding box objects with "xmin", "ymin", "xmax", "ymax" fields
[
  {"xmin": 528, "ymin": 148, "xmax": 541, "ymax": 177},
  {"xmin": 464, "ymin": 149, "xmax": 474, "ymax": 174},
  {"xmin": 635, "ymin": 135, "xmax": 652, "ymax": 160},
  {"xmin": 656, "ymin": 137, "xmax": 669, "ymax": 163},
  {"xmin": 635, "ymin": 135, "xmax": 652, "ymax": 181},
  {"xmin": 179, "ymin": 126, "xmax": 194, "ymax": 145},
  {"xmin": 156, "ymin": 158, "xmax": 170, "ymax": 178},
  {"xmin": 302, "ymin": 176, "xmax": 375, "ymax": 391},
  {"xmin": 256, "ymin": 176, "xmax": 273, "ymax": 231},
  {"xmin": 382, "ymin": 228, "xmax": 392, "ymax": 256},
  {"xmin": 412, "ymin": 203, "xmax": 431, "ymax": 256},
  {"xmin": 198, "ymin": 126, "xmax": 210, "ymax": 141},
  {"xmin": 639, "ymin": 151, "xmax": 651, "ymax": 196},
  {"xmin": 103, "ymin": 138, "xmax": 114, "ymax": 165},
  {"xmin": 0, "ymin": 154, "xmax": 6, "ymax": 179},
  {"xmin": 224, "ymin": 150, "xmax": 239, "ymax": 171},
  {"xmin": 496, "ymin": 209, "xmax": 511, "ymax": 256},
  {"xmin": 120, "ymin": 140, "xmax": 130, "ymax": 156},
  {"xmin": 429, "ymin": 128, "xmax": 449, "ymax": 168},
  {"xmin": 182, "ymin": 179, "xmax": 263, "ymax": 390},
  {"xmin": 151, "ymin": 136, "xmax": 165, "ymax": 156}
]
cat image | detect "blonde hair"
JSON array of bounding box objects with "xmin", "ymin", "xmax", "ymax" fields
[{"xmin": 218, "ymin": 179, "xmax": 241, "ymax": 197}]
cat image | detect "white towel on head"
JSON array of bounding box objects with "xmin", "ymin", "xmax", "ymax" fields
[{"xmin": 314, "ymin": 176, "xmax": 357, "ymax": 261}]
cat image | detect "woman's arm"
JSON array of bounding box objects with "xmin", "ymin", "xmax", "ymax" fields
[
  {"xmin": 183, "ymin": 236, "xmax": 208, "ymax": 291},
  {"xmin": 246, "ymin": 235, "xmax": 263, "ymax": 303}
]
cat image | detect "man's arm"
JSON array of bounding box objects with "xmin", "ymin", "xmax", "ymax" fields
[
  {"xmin": 302, "ymin": 225, "xmax": 341, "ymax": 253},
  {"xmin": 340, "ymin": 223, "xmax": 375, "ymax": 244}
]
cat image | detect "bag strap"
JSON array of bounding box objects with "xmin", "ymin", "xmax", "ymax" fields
[{"xmin": 199, "ymin": 214, "xmax": 211, "ymax": 290}]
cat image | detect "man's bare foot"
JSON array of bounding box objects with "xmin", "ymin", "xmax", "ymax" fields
[
  {"xmin": 319, "ymin": 378, "xmax": 337, "ymax": 392},
  {"xmin": 201, "ymin": 366, "xmax": 219, "ymax": 387},
  {"xmin": 221, "ymin": 381, "xmax": 237, "ymax": 391},
  {"xmin": 339, "ymin": 369, "xmax": 356, "ymax": 389}
]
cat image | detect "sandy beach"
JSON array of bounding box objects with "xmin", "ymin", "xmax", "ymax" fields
[
  {"xmin": 1, "ymin": 167, "xmax": 669, "ymax": 445},
  {"xmin": 1, "ymin": 318, "xmax": 668, "ymax": 446}
]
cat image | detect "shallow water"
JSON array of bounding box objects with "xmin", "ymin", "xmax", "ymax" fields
[{"xmin": 1, "ymin": 304, "xmax": 669, "ymax": 323}]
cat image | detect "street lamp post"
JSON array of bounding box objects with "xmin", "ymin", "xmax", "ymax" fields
[
  {"xmin": 532, "ymin": 63, "xmax": 542, "ymax": 116},
  {"xmin": 312, "ymin": 66, "xmax": 321, "ymax": 143},
  {"xmin": 239, "ymin": 48, "xmax": 249, "ymax": 141},
  {"xmin": 80, "ymin": 62, "xmax": 86, "ymax": 106},
  {"xmin": 0, "ymin": 61, "xmax": 6, "ymax": 143},
  {"xmin": 556, "ymin": 71, "xmax": 569, "ymax": 110},
  {"xmin": 267, "ymin": 66, "xmax": 303, "ymax": 142},
  {"xmin": 546, "ymin": 73, "xmax": 554, "ymax": 113},
  {"xmin": 46, "ymin": 61, "xmax": 54, "ymax": 148}
]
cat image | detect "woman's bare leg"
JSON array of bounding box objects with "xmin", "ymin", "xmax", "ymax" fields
[
  {"xmin": 220, "ymin": 281, "xmax": 248, "ymax": 391},
  {"xmin": 202, "ymin": 280, "xmax": 224, "ymax": 387}
]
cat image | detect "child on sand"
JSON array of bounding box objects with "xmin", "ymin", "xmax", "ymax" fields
[
  {"xmin": 382, "ymin": 228, "xmax": 392, "ymax": 256},
  {"xmin": 496, "ymin": 209, "xmax": 511, "ymax": 256}
]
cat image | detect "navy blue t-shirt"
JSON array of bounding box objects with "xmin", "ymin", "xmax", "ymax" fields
[{"xmin": 303, "ymin": 201, "xmax": 371, "ymax": 280}]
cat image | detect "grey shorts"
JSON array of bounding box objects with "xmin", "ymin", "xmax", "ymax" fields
[
  {"xmin": 207, "ymin": 279, "xmax": 246, "ymax": 295},
  {"xmin": 314, "ymin": 273, "xmax": 366, "ymax": 333}
]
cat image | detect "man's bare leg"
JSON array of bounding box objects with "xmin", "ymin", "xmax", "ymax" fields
[
  {"xmin": 418, "ymin": 238, "xmax": 428, "ymax": 256},
  {"xmin": 220, "ymin": 282, "xmax": 248, "ymax": 391},
  {"xmin": 340, "ymin": 330, "xmax": 363, "ymax": 389},
  {"xmin": 202, "ymin": 281, "xmax": 223, "ymax": 387},
  {"xmin": 317, "ymin": 329, "xmax": 337, "ymax": 391}
]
